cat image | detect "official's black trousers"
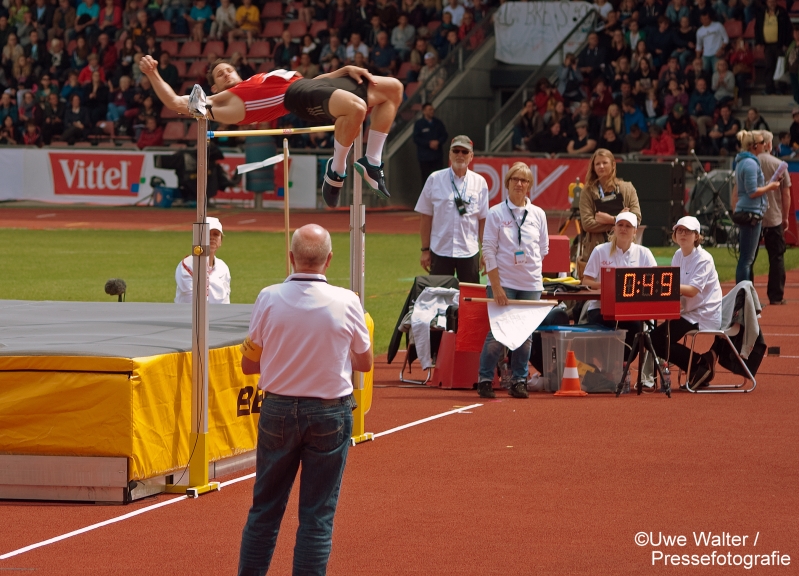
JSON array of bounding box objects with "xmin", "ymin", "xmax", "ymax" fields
[
  {"xmin": 430, "ymin": 252, "xmax": 480, "ymax": 284},
  {"xmin": 763, "ymin": 224, "xmax": 786, "ymax": 303}
]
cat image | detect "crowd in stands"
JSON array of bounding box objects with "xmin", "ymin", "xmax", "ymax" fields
[
  {"xmin": 0, "ymin": 0, "xmax": 494, "ymax": 149},
  {"xmin": 514, "ymin": 0, "xmax": 799, "ymax": 158}
]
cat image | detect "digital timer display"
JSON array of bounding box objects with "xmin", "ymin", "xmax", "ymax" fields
[
  {"xmin": 615, "ymin": 269, "xmax": 678, "ymax": 301},
  {"xmin": 600, "ymin": 267, "xmax": 681, "ymax": 321}
]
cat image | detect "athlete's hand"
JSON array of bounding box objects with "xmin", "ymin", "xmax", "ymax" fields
[
  {"xmin": 140, "ymin": 55, "xmax": 158, "ymax": 75},
  {"xmin": 345, "ymin": 65, "xmax": 377, "ymax": 85}
]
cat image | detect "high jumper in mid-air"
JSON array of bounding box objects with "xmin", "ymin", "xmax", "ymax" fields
[{"xmin": 140, "ymin": 55, "xmax": 403, "ymax": 207}]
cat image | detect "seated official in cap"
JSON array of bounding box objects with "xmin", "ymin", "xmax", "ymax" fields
[
  {"xmin": 650, "ymin": 216, "xmax": 722, "ymax": 390},
  {"xmin": 581, "ymin": 212, "xmax": 657, "ymax": 351},
  {"xmin": 175, "ymin": 216, "xmax": 231, "ymax": 304}
]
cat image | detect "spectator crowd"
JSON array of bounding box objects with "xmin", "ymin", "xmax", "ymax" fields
[
  {"xmin": 513, "ymin": 0, "xmax": 799, "ymax": 158},
  {"xmin": 0, "ymin": 0, "xmax": 494, "ymax": 149}
]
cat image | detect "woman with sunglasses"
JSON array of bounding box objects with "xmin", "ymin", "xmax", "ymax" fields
[
  {"xmin": 475, "ymin": 162, "xmax": 549, "ymax": 400},
  {"xmin": 732, "ymin": 130, "xmax": 781, "ymax": 283}
]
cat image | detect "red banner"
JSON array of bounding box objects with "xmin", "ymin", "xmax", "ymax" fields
[
  {"xmin": 49, "ymin": 152, "xmax": 145, "ymax": 196},
  {"xmin": 472, "ymin": 157, "xmax": 588, "ymax": 210}
]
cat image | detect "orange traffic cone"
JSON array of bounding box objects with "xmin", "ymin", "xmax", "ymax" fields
[{"xmin": 554, "ymin": 350, "xmax": 587, "ymax": 397}]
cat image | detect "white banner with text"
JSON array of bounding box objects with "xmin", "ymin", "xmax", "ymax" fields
[{"xmin": 494, "ymin": 1, "xmax": 595, "ymax": 66}]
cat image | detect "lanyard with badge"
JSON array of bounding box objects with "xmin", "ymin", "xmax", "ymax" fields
[
  {"xmin": 505, "ymin": 200, "xmax": 527, "ymax": 265},
  {"xmin": 450, "ymin": 169, "xmax": 470, "ymax": 216}
]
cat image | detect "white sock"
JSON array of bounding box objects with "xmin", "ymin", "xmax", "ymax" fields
[
  {"xmin": 331, "ymin": 139, "xmax": 351, "ymax": 176},
  {"xmin": 365, "ymin": 130, "xmax": 388, "ymax": 166}
]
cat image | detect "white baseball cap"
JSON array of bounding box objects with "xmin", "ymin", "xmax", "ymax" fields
[
  {"xmin": 615, "ymin": 212, "xmax": 638, "ymax": 227},
  {"xmin": 207, "ymin": 216, "xmax": 223, "ymax": 234},
  {"xmin": 672, "ymin": 216, "xmax": 701, "ymax": 232}
]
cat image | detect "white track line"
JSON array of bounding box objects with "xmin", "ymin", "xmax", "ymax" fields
[
  {"xmin": 0, "ymin": 495, "xmax": 187, "ymax": 560},
  {"xmin": 372, "ymin": 403, "xmax": 482, "ymax": 438},
  {"xmin": 221, "ymin": 472, "xmax": 256, "ymax": 487},
  {"xmin": 0, "ymin": 403, "xmax": 482, "ymax": 561}
]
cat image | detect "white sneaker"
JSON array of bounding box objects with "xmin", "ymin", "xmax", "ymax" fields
[{"xmin": 188, "ymin": 84, "xmax": 207, "ymax": 118}]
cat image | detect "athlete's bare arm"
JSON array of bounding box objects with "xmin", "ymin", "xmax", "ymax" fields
[
  {"xmin": 315, "ymin": 65, "xmax": 378, "ymax": 86},
  {"xmin": 140, "ymin": 55, "xmax": 245, "ymax": 123},
  {"xmin": 140, "ymin": 55, "xmax": 191, "ymax": 115}
]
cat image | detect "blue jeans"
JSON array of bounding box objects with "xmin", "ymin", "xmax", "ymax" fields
[
  {"xmin": 702, "ymin": 55, "xmax": 719, "ymax": 74},
  {"xmin": 477, "ymin": 286, "xmax": 542, "ymax": 382},
  {"xmin": 736, "ymin": 220, "xmax": 762, "ymax": 284},
  {"xmin": 238, "ymin": 394, "xmax": 354, "ymax": 576},
  {"xmin": 106, "ymin": 103, "xmax": 127, "ymax": 122}
]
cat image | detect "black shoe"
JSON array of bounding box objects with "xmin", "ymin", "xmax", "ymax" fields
[
  {"xmin": 688, "ymin": 359, "xmax": 712, "ymax": 390},
  {"xmin": 477, "ymin": 381, "xmax": 495, "ymax": 399},
  {"xmin": 508, "ymin": 379, "xmax": 529, "ymax": 398},
  {"xmin": 354, "ymin": 156, "xmax": 390, "ymax": 200},
  {"xmin": 322, "ymin": 158, "xmax": 345, "ymax": 208},
  {"xmin": 769, "ymin": 299, "xmax": 787, "ymax": 305}
]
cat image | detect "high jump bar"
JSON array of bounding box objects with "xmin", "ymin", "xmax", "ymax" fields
[{"xmin": 207, "ymin": 125, "xmax": 335, "ymax": 138}]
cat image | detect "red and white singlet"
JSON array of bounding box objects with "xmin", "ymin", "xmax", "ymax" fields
[{"xmin": 227, "ymin": 69, "xmax": 301, "ymax": 125}]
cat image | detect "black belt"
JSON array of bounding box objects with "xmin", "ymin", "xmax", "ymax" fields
[{"xmin": 265, "ymin": 392, "xmax": 356, "ymax": 409}]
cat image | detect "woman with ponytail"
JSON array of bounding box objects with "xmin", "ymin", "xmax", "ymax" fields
[{"xmin": 732, "ymin": 130, "xmax": 781, "ymax": 283}]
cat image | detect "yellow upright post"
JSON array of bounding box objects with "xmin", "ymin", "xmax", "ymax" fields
[
  {"xmin": 351, "ymin": 313, "xmax": 374, "ymax": 444},
  {"xmin": 349, "ymin": 130, "xmax": 373, "ymax": 445},
  {"xmin": 283, "ymin": 138, "xmax": 291, "ymax": 277},
  {"xmin": 166, "ymin": 115, "xmax": 220, "ymax": 497}
]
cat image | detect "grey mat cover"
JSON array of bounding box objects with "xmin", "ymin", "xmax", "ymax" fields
[{"xmin": 0, "ymin": 300, "xmax": 253, "ymax": 358}]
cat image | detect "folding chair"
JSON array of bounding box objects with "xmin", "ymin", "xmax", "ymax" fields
[
  {"xmin": 387, "ymin": 275, "xmax": 459, "ymax": 384},
  {"xmin": 681, "ymin": 282, "xmax": 763, "ymax": 393}
]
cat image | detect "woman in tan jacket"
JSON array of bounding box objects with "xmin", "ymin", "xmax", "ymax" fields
[{"xmin": 577, "ymin": 148, "xmax": 642, "ymax": 277}]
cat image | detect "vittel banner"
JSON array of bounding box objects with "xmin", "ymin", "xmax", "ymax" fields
[{"xmin": 48, "ymin": 152, "xmax": 146, "ymax": 196}]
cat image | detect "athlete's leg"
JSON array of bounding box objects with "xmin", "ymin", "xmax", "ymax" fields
[
  {"xmin": 365, "ymin": 76, "xmax": 403, "ymax": 135},
  {"xmin": 326, "ymin": 89, "xmax": 368, "ymax": 173}
]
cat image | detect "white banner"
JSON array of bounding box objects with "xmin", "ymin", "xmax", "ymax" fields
[
  {"xmin": 0, "ymin": 147, "xmax": 318, "ymax": 208},
  {"xmin": 494, "ymin": 1, "xmax": 595, "ymax": 66},
  {"xmin": 0, "ymin": 149, "xmax": 26, "ymax": 201}
]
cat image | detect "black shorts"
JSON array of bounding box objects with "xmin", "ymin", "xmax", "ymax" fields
[{"xmin": 284, "ymin": 77, "xmax": 369, "ymax": 123}]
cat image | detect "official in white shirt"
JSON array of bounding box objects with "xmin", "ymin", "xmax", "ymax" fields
[
  {"xmin": 650, "ymin": 216, "xmax": 723, "ymax": 390},
  {"xmin": 476, "ymin": 162, "xmax": 549, "ymax": 399},
  {"xmin": 582, "ymin": 212, "xmax": 657, "ymax": 350},
  {"xmin": 238, "ymin": 224, "xmax": 372, "ymax": 575},
  {"xmin": 415, "ymin": 134, "xmax": 489, "ymax": 283},
  {"xmin": 174, "ymin": 216, "xmax": 231, "ymax": 304}
]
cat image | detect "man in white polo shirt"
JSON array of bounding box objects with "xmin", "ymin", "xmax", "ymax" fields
[
  {"xmin": 415, "ymin": 134, "xmax": 489, "ymax": 283},
  {"xmin": 237, "ymin": 223, "xmax": 372, "ymax": 576},
  {"xmin": 174, "ymin": 216, "xmax": 231, "ymax": 304}
]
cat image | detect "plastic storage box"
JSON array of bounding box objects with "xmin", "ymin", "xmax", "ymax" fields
[{"xmin": 541, "ymin": 328, "xmax": 627, "ymax": 393}]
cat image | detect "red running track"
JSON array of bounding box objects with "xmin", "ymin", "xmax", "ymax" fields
[
  {"xmin": 2, "ymin": 271, "xmax": 798, "ymax": 574},
  {"xmin": 1, "ymin": 206, "xmax": 797, "ymax": 574}
]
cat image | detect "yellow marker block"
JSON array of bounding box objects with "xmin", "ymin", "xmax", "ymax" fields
[{"xmin": 351, "ymin": 312, "xmax": 374, "ymax": 445}]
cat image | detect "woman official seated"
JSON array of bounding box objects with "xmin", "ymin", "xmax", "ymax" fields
[
  {"xmin": 581, "ymin": 212, "xmax": 657, "ymax": 352},
  {"xmin": 650, "ymin": 216, "xmax": 722, "ymax": 390},
  {"xmin": 476, "ymin": 162, "xmax": 549, "ymax": 400}
]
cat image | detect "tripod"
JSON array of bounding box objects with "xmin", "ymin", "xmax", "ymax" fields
[
  {"xmin": 689, "ymin": 150, "xmax": 737, "ymax": 252},
  {"xmin": 559, "ymin": 182, "xmax": 584, "ymax": 270},
  {"xmin": 615, "ymin": 328, "xmax": 672, "ymax": 398}
]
